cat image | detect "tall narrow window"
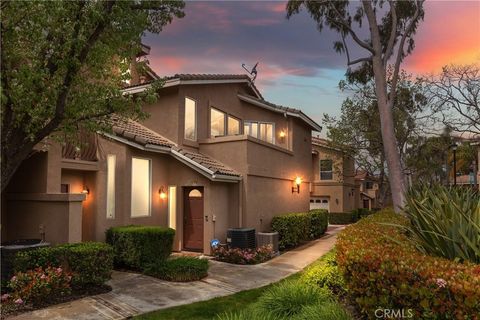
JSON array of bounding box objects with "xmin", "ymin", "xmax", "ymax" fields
[
  {"xmin": 184, "ymin": 97, "xmax": 196, "ymax": 140},
  {"xmin": 131, "ymin": 157, "xmax": 151, "ymax": 217},
  {"xmin": 210, "ymin": 108, "xmax": 225, "ymax": 137},
  {"xmin": 227, "ymin": 116, "xmax": 240, "ymax": 135},
  {"xmin": 107, "ymin": 155, "xmax": 116, "ymax": 219},
  {"xmin": 320, "ymin": 159, "xmax": 333, "ymax": 180},
  {"xmin": 168, "ymin": 186, "xmax": 176, "ymax": 229}
]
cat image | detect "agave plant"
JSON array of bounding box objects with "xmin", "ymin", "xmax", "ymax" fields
[{"xmin": 403, "ymin": 184, "xmax": 480, "ymax": 263}]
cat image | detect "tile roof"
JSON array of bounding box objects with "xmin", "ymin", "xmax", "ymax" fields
[
  {"xmin": 169, "ymin": 74, "xmax": 251, "ymax": 81},
  {"xmin": 105, "ymin": 115, "xmax": 240, "ymax": 178},
  {"xmin": 312, "ymin": 136, "xmax": 330, "ymax": 147}
]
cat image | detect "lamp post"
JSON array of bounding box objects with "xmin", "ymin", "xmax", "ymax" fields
[{"xmin": 450, "ymin": 143, "xmax": 458, "ymax": 186}]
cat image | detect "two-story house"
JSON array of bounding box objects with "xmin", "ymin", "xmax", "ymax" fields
[
  {"xmin": 310, "ymin": 137, "xmax": 358, "ymax": 212},
  {"xmin": 354, "ymin": 170, "xmax": 380, "ymax": 209},
  {"xmin": 2, "ymin": 71, "xmax": 321, "ymax": 254}
]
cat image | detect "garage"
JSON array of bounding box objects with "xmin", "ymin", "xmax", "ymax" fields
[{"xmin": 310, "ymin": 197, "xmax": 330, "ymax": 212}]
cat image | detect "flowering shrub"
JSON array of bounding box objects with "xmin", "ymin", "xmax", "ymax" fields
[
  {"xmin": 6, "ymin": 266, "xmax": 72, "ymax": 306},
  {"xmin": 336, "ymin": 209, "xmax": 480, "ymax": 319},
  {"xmin": 213, "ymin": 245, "xmax": 275, "ymax": 265}
]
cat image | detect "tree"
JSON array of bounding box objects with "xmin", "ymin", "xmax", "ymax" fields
[
  {"xmin": 1, "ymin": 1, "xmax": 185, "ymax": 191},
  {"xmin": 287, "ymin": 0, "xmax": 425, "ymax": 212},
  {"xmin": 424, "ymin": 64, "xmax": 480, "ymax": 134},
  {"xmin": 324, "ymin": 69, "xmax": 428, "ymax": 206}
]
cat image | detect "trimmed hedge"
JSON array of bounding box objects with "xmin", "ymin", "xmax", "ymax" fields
[
  {"xmin": 272, "ymin": 210, "xmax": 328, "ymax": 250},
  {"xmin": 328, "ymin": 211, "xmax": 359, "ymax": 225},
  {"xmin": 336, "ymin": 209, "xmax": 480, "ymax": 319},
  {"xmin": 14, "ymin": 242, "xmax": 113, "ymax": 288},
  {"xmin": 144, "ymin": 257, "xmax": 209, "ymax": 282},
  {"xmin": 106, "ymin": 225, "xmax": 175, "ymax": 270},
  {"xmin": 301, "ymin": 250, "xmax": 346, "ymax": 297}
]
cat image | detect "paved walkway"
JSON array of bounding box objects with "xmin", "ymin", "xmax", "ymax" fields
[{"xmin": 10, "ymin": 225, "xmax": 343, "ymax": 320}]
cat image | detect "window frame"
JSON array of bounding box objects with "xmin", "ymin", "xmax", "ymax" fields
[
  {"xmin": 106, "ymin": 154, "xmax": 116, "ymax": 219},
  {"xmin": 130, "ymin": 156, "xmax": 152, "ymax": 218},
  {"xmin": 319, "ymin": 159, "xmax": 333, "ymax": 181},
  {"xmin": 210, "ymin": 107, "xmax": 226, "ymax": 137},
  {"xmin": 168, "ymin": 186, "xmax": 177, "ymax": 229},
  {"xmin": 184, "ymin": 97, "xmax": 197, "ymax": 141},
  {"xmin": 227, "ymin": 115, "xmax": 241, "ymax": 136},
  {"xmin": 244, "ymin": 120, "xmax": 275, "ymax": 144}
]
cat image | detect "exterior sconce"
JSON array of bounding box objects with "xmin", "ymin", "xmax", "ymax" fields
[
  {"xmin": 159, "ymin": 186, "xmax": 167, "ymax": 200},
  {"xmin": 292, "ymin": 177, "xmax": 302, "ymax": 193},
  {"xmin": 279, "ymin": 130, "xmax": 286, "ymax": 138},
  {"xmin": 81, "ymin": 187, "xmax": 90, "ymax": 195}
]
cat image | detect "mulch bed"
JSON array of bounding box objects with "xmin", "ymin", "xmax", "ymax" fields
[{"xmin": 0, "ymin": 285, "xmax": 111, "ymax": 319}]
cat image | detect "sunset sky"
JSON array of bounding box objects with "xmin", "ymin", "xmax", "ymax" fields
[{"xmin": 143, "ymin": 1, "xmax": 480, "ymax": 131}]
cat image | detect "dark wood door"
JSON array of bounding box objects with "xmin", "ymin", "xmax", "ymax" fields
[{"xmin": 183, "ymin": 187, "xmax": 204, "ymax": 251}]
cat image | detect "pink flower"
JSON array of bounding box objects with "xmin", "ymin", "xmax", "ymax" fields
[
  {"xmin": 14, "ymin": 298, "xmax": 23, "ymax": 305},
  {"xmin": 1, "ymin": 294, "xmax": 10, "ymax": 302},
  {"xmin": 436, "ymin": 278, "xmax": 447, "ymax": 288},
  {"xmin": 40, "ymin": 274, "xmax": 47, "ymax": 279},
  {"xmin": 56, "ymin": 267, "xmax": 63, "ymax": 273},
  {"xmin": 10, "ymin": 276, "xmax": 17, "ymax": 282}
]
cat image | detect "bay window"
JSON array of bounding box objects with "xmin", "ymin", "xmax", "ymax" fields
[
  {"xmin": 210, "ymin": 108, "xmax": 226, "ymax": 137},
  {"xmin": 244, "ymin": 121, "xmax": 274, "ymax": 144}
]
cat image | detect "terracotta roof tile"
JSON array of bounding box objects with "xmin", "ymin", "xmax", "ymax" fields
[{"xmin": 174, "ymin": 147, "xmax": 240, "ymax": 177}]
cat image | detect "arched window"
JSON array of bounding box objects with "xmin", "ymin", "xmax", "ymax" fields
[{"xmin": 189, "ymin": 189, "xmax": 202, "ymax": 198}]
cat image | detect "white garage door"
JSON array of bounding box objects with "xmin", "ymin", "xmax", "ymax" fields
[{"xmin": 310, "ymin": 197, "xmax": 330, "ymax": 212}]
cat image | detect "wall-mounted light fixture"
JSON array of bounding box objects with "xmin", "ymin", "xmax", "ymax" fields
[
  {"xmin": 279, "ymin": 130, "xmax": 286, "ymax": 138},
  {"xmin": 81, "ymin": 187, "xmax": 90, "ymax": 195},
  {"xmin": 159, "ymin": 186, "xmax": 167, "ymax": 200},
  {"xmin": 292, "ymin": 176, "xmax": 302, "ymax": 193}
]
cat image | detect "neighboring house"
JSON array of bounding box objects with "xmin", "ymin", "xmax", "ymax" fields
[
  {"xmin": 2, "ymin": 66, "xmax": 321, "ymax": 253},
  {"xmin": 355, "ymin": 171, "xmax": 380, "ymax": 209},
  {"xmin": 310, "ymin": 137, "xmax": 358, "ymax": 213}
]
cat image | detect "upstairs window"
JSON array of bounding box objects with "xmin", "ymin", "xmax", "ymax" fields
[
  {"xmin": 244, "ymin": 121, "xmax": 274, "ymax": 144},
  {"xmin": 210, "ymin": 108, "xmax": 226, "ymax": 137},
  {"xmin": 227, "ymin": 116, "xmax": 241, "ymax": 135},
  {"xmin": 184, "ymin": 97, "xmax": 196, "ymax": 141},
  {"xmin": 365, "ymin": 181, "xmax": 374, "ymax": 189},
  {"xmin": 320, "ymin": 159, "xmax": 333, "ymax": 180}
]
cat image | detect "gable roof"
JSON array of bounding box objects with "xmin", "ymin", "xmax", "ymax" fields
[
  {"xmin": 237, "ymin": 94, "xmax": 322, "ymax": 132},
  {"xmin": 104, "ymin": 116, "xmax": 241, "ymax": 182}
]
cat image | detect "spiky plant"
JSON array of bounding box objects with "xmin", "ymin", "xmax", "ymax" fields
[{"xmin": 403, "ymin": 184, "xmax": 480, "ymax": 263}]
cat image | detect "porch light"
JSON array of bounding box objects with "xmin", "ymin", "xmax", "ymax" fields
[
  {"xmin": 159, "ymin": 186, "xmax": 167, "ymax": 200},
  {"xmin": 279, "ymin": 130, "xmax": 286, "ymax": 138},
  {"xmin": 81, "ymin": 187, "xmax": 90, "ymax": 195},
  {"xmin": 292, "ymin": 177, "xmax": 302, "ymax": 193}
]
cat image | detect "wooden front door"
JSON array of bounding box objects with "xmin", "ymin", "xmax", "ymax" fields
[{"xmin": 183, "ymin": 187, "xmax": 204, "ymax": 251}]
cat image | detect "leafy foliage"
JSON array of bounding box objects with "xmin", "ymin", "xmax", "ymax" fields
[
  {"xmin": 403, "ymin": 184, "xmax": 480, "ymax": 263},
  {"xmin": 301, "ymin": 250, "xmax": 346, "ymax": 297},
  {"xmin": 144, "ymin": 257, "xmax": 209, "ymax": 282},
  {"xmin": 336, "ymin": 209, "xmax": 480, "ymax": 318},
  {"xmin": 213, "ymin": 245, "xmax": 275, "ymax": 265},
  {"xmin": 105, "ymin": 225, "xmax": 175, "ymax": 270},
  {"xmin": 295, "ymin": 302, "xmax": 352, "ymax": 320},
  {"xmin": 0, "ymin": 1, "xmax": 185, "ymax": 189},
  {"xmin": 328, "ymin": 212, "xmax": 360, "ymax": 225},
  {"xmin": 14, "ymin": 242, "xmax": 113, "ymax": 289}
]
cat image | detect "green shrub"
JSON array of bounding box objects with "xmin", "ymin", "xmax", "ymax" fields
[
  {"xmin": 301, "ymin": 250, "xmax": 346, "ymax": 297},
  {"xmin": 216, "ymin": 310, "xmax": 273, "ymax": 320},
  {"xmin": 213, "ymin": 245, "xmax": 274, "ymax": 265},
  {"xmin": 328, "ymin": 211, "xmax": 359, "ymax": 225},
  {"xmin": 271, "ymin": 213, "xmax": 310, "ymax": 250},
  {"xmin": 351, "ymin": 208, "xmax": 372, "ymax": 219},
  {"xmin": 256, "ymin": 280, "xmax": 332, "ymax": 318},
  {"xmin": 404, "ymin": 184, "xmax": 480, "ymax": 263},
  {"xmin": 105, "ymin": 225, "xmax": 175, "ymax": 270},
  {"xmin": 295, "ymin": 302, "xmax": 352, "ymax": 320},
  {"xmin": 336, "ymin": 209, "xmax": 480, "ymax": 319},
  {"xmin": 144, "ymin": 257, "xmax": 209, "ymax": 282},
  {"xmin": 308, "ymin": 209, "xmax": 329, "ymax": 238},
  {"xmin": 14, "ymin": 242, "xmax": 113, "ymax": 289}
]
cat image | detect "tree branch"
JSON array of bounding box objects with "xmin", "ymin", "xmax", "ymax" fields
[{"xmin": 383, "ymin": 0, "xmax": 398, "ymax": 66}]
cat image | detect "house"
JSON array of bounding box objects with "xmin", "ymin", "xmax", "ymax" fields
[
  {"xmin": 354, "ymin": 171, "xmax": 380, "ymax": 209},
  {"xmin": 2, "ymin": 68, "xmax": 322, "ymax": 254},
  {"xmin": 310, "ymin": 137, "xmax": 358, "ymax": 212}
]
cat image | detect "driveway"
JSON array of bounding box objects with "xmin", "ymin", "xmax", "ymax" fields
[{"xmin": 9, "ymin": 225, "xmax": 343, "ymax": 320}]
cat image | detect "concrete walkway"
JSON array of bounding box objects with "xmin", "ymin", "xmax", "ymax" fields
[{"xmin": 10, "ymin": 225, "xmax": 343, "ymax": 320}]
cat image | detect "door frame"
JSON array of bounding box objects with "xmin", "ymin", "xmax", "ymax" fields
[{"xmin": 182, "ymin": 186, "xmax": 204, "ymax": 252}]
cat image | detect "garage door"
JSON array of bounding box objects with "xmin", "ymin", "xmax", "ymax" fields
[{"xmin": 310, "ymin": 197, "xmax": 330, "ymax": 212}]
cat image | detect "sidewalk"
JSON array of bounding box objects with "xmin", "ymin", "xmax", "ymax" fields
[{"xmin": 10, "ymin": 225, "xmax": 343, "ymax": 320}]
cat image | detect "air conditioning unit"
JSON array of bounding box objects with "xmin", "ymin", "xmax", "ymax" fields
[
  {"xmin": 227, "ymin": 228, "xmax": 256, "ymax": 249},
  {"xmin": 257, "ymin": 232, "xmax": 279, "ymax": 253}
]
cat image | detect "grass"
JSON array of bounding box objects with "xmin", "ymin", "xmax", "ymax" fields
[{"xmin": 134, "ymin": 251, "xmax": 347, "ymax": 320}]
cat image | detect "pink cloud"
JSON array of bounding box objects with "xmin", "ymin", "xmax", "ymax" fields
[{"xmin": 240, "ymin": 18, "xmax": 281, "ymax": 27}]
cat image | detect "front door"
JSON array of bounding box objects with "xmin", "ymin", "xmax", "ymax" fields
[{"xmin": 183, "ymin": 187, "xmax": 204, "ymax": 251}]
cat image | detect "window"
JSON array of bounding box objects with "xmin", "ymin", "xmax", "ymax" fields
[
  {"xmin": 184, "ymin": 97, "xmax": 196, "ymax": 140},
  {"xmin": 365, "ymin": 181, "xmax": 374, "ymax": 189},
  {"xmin": 107, "ymin": 155, "xmax": 116, "ymax": 219},
  {"xmin": 131, "ymin": 157, "xmax": 151, "ymax": 217},
  {"xmin": 244, "ymin": 121, "xmax": 274, "ymax": 143},
  {"xmin": 61, "ymin": 184, "xmax": 70, "ymax": 193},
  {"xmin": 228, "ymin": 116, "xmax": 240, "ymax": 135},
  {"xmin": 168, "ymin": 186, "xmax": 176, "ymax": 229},
  {"xmin": 210, "ymin": 108, "xmax": 226, "ymax": 137},
  {"xmin": 320, "ymin": 159, "xmax": 333, "ymax": 180}
]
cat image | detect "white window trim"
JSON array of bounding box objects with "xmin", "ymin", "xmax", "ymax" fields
[
  {"xmin": 106, "ymin": 154, "xmax": 116, "ymax": 219},
  {"xmin": 184, "ymin": 96, "xmax": 197, "ymax": 141},
  {"xmin": 244, "ymin": 120, "xmax": 276, "ymax": 144},
  {"xmin": 130, "ymin": 156, "xmax": 152, "ymax": 218}
]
